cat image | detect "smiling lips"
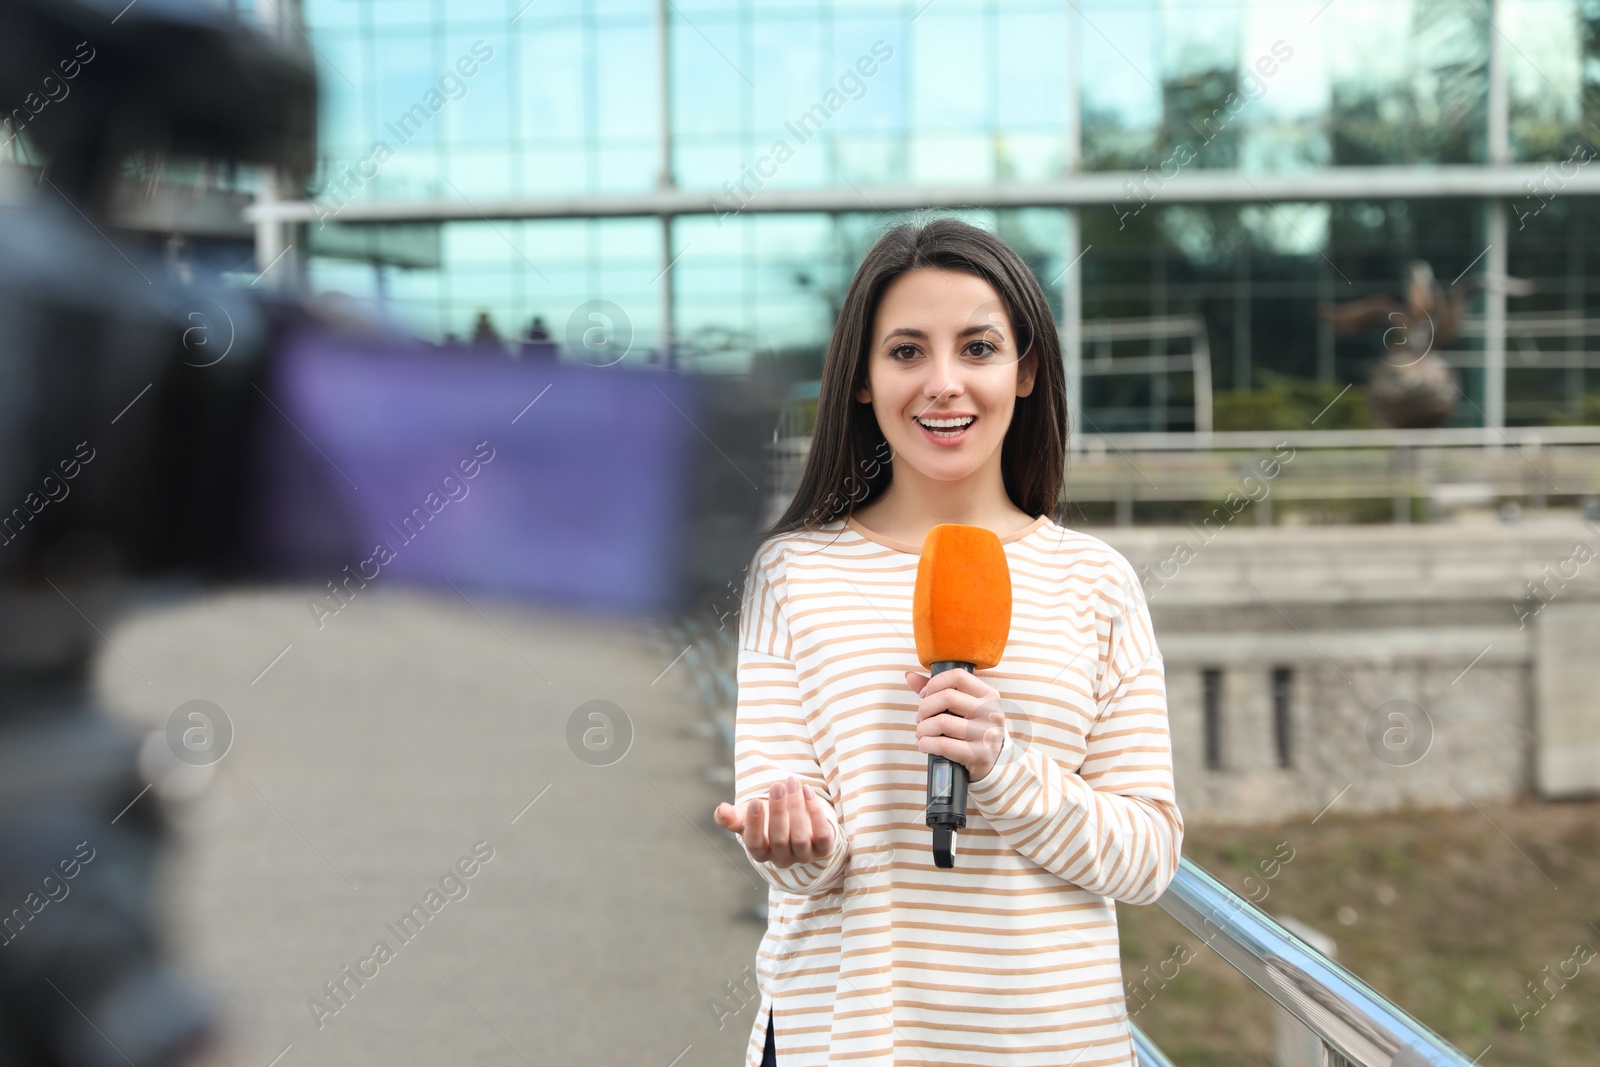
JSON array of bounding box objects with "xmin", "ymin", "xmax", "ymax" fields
[{"xmin": 915, "ymin": 413, "xmax": 977, "ymax": 443}]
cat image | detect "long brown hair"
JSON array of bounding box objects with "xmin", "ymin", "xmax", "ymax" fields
[{"xmin": 762, "ymin": 216, "xmax": 1068, "ymax": 545}]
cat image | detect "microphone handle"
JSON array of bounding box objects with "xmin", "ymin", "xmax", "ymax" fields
[{"xmin": 924, "ymin": 659, "xmax": 972, "ymax": 870}]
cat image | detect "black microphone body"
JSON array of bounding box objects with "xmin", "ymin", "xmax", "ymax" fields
[{"xmin": 925, "ymin": 659, "xmax": 973, "ymax": 869}]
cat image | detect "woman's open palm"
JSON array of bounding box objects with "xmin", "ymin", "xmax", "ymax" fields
[{"xmin": 714, "ymin": 776, "xmax": 836, "ymax": 867}]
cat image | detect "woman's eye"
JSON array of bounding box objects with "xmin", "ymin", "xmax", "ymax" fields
[{"xmin": 889, "ymin": 341, "xmax": 997, "ymax": 361}]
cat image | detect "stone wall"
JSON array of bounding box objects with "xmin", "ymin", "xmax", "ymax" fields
[{"xmin": 1098, "ymin": 514, "xmax": 1600, "ymax": 826}]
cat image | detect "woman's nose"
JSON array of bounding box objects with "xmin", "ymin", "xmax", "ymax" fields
[{"xmin": 923, "ymin": 350, "xmax": 964, "ymax": 400}]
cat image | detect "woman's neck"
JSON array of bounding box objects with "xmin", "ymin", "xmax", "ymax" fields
[{"xmin": 849, "ymin": 481, "xmax": 1035, "ymax": 546}]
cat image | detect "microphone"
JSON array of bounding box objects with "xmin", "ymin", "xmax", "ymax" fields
[{"xmin": 911, "ymin": 524, "xmax": 1013, "ymax": 869}]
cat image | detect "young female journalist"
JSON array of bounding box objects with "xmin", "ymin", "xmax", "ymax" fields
[{"xmin": 711, "ymin": 217, "xmax": 1184, "ymax": 1067}]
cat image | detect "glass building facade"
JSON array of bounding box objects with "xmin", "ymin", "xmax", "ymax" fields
[{"xmin": 282, "ymin": 0, "xmax": 1600, "ymax": 430}]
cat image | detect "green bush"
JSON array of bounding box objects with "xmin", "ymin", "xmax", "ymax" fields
[
  {"xmin": 1545, "ymin": 393, "xmax": 1600, "ymax": 426},
  {"xmin": 1213, "ymin": 371, "xmax": 1375, "ymax": 431}
]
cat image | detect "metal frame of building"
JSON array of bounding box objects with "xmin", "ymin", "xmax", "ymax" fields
[{"xmin": 244, "ymin": 164, "xmax": 1600, "ymax": 225}]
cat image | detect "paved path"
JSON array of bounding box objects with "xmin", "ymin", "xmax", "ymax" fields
[{"xmin": 100, "ymin": 582, "xmax": 765, "ymax": 1067}]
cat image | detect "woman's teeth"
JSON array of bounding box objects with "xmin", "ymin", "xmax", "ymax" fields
[{"xmin": 917, "ymin": 416, "xmax": 975, "ymax": 437}]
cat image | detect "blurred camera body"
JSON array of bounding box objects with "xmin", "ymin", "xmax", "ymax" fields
[{"xmin": 0, "ymin": 1, "xmax": 316, "ymax": 1063}]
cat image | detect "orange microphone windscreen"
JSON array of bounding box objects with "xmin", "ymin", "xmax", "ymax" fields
[{"xmin": 912, "ymin": 524, "xmax": 1013, "ymax": 670}]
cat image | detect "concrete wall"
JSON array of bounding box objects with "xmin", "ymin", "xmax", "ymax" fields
[
  {"xmin": 1098, "ymin": 514, "xmax": 1600, "ymax": 826},
  {"xmin": 1535, "ymin": 601, "xmax": 1600, "ymax": 798}
]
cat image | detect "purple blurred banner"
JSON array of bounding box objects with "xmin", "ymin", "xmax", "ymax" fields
[{"xmin": 248, "ymin": 329, "xmax": 718, "ymax": 617}]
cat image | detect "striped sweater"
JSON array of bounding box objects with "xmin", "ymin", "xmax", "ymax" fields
[{"xmin": 732, "ymin": 513, "xmax": 1183, "ymax": 1067}]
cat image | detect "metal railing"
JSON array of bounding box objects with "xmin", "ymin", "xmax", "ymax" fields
[
  {"xmin": 1130, "ymin": 1023, "xmax": 1178, "ymax": 1067},
  {"xmin": 1141, "ymin": 858, "xmax": 1477, "ymax": 1067},
  {"xmin": 671, "ymin": 620, "xmax": 1481, "ymax": 1067},
  {"xmin": 1077, "ymin": 315, "xmax": 1215, "ymax": 435},
  {"xmin": 768, "ymin": 423, "xmax": 1600, "ymax": 526},
  {"xmin": 1069, "ymin": 424, "xmax": 1600, "ymax": 524}
]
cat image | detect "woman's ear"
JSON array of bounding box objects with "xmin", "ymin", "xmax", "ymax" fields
[
  {"xmin": 855, "ymin": 382, "xmax": 872, "ymax": 404},
  {"xmin": 1016, "ymin": 345, "xmax": 1038, "ymax": 398}
]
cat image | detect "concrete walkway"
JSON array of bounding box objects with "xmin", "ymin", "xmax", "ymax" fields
[{"xmin": 99, "ymin": 581, "xmax": 765, "ymax": 1067}]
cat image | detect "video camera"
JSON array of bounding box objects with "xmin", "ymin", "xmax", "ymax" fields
[{"xmin": 0, "ymin": 2, "xmax": 314, "ymax": 1063}]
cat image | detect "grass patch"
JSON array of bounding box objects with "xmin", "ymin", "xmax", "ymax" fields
[{"xmin": 1119, "ymin": 798, "xmax": 1600, "ymax": 1066}]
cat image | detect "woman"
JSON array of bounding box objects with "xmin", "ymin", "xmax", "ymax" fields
[{"xmin": 712, "ymin": 216, "xmax": 1183, "ymax": 1067}]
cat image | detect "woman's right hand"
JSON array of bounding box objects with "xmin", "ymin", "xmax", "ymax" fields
[{"xmin": 714, "ymin": 776, "xmax": 836, "ymax": 868}]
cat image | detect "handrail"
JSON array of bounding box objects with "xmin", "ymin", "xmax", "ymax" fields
[
  {"xmin": 1454, "ymin": 312, "xmax": 1600, "ymax": 336},
  {"xmin": 1154, "ymin": 857, "xmax": 1476, "ymax": 1067},
  {"xmin": 1080, "ymin": 424, "xmax": 1600, "ymax": 451},
  {"xmin": 1130, "ymin": 1023, "xmax": 1177, "ymax": 1067},
  {"xmin": 1081, "ymin": 315, "xmax": 1208, "ymax": 341},
  {"xmin": 1066, "ymin": 315, "xmax": 1214, "ymax": 435},
  {"xmin": 772, "ymin": 424, "xmax": 1600, "ymax": 455}
]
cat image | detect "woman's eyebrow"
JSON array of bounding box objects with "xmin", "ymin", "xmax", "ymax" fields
[{"xmin": 882, "ymin": 325, "xmax": 1005, "ymax": 343}]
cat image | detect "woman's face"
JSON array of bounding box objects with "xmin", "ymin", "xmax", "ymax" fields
[{"xmin": 855, "ymin": 267, "xmax": 1037, "ymax": 485}]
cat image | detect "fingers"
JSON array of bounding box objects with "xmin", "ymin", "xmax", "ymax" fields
[
  {"xmin": 714, "ymin": 797, "xmax": 774, "ymax": 863},
  {"xmin": 980, "ymin": 710, "xmax": 1008, "ymax": 749},
  {"xmin": 803, "ymin": 785, "xmax": 836, "ymax": 858},
  {"xmin": 721, "ymin": 779, "xmax": 837, "ymax": 868},
  {"xmin": 915, "ymin": 671, "xmax": 998, "ymax": 729},
  {"xmin": 917, "ymin": 709, "xmax": 1006, "ymax": 764},
  {"xmin": 917, "ymin": 690, "xmax": 980, "ymax": 724},
  {"xmin": 767, "ymin": 779, "xmax": 793, "ymax": 860},
  {"xmin": 770, "ymin": 777, "xmax": 822, "ymax": 864},
  {"xmin": 743, "ymin": 798, "xmax": 769, "ymax": 860},
  {"xmin": 913, "ymin": 670, "xmax": 1000, "ymax": 723},
  {"xmin": 906, "ymin": 668, "xmax": 1007, "ymax": 786},
  {"xmin": 916, "ymin": 708, "xmax": 1001, "ymax": 743},
  {"xmin": 918, "ymin": 667, "xmax": 983, "ymax": 698},
  {"xmin": 790, "ymin": 781, "xmax": 820, "ymax": 863},
  {"xmin": 713, "ymin": 802, "xmax": 743, "ymax": 834}
]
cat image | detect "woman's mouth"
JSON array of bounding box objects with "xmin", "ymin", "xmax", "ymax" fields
[{"xmin": 914, "ymin": 414, "xmax": 976, "ymax": 445}]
